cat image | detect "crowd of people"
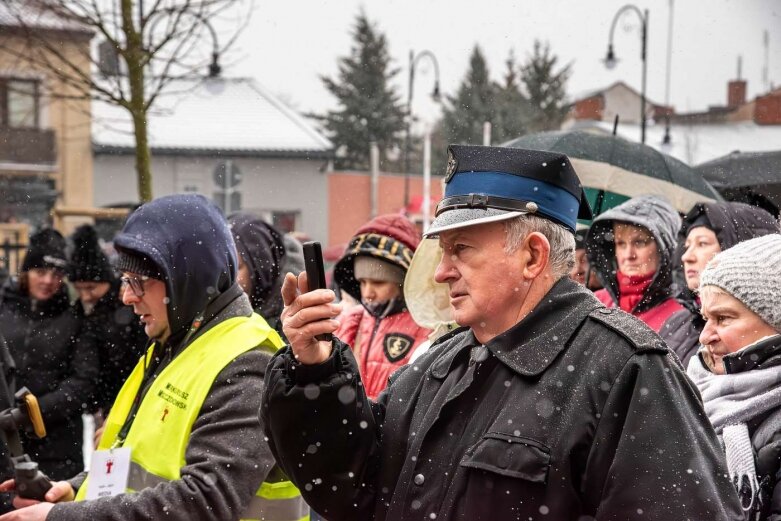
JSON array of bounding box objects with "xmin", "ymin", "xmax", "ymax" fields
[{"xmin": 0, "ymin": 143, "xmax": 776, "ymax": 520}]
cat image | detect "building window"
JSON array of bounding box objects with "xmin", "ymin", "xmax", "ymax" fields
[{"xmin": 0, "ymin": 79, "xmax": 40, "ymax": 129}]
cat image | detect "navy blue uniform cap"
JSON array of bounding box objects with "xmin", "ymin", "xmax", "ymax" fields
[{"xmin": 424, "ymin": 144, "xmax": 592, "ymax": 236}]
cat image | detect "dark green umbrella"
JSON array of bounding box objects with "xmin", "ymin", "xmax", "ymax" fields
[
  {"xmin": 503, "ymin": 129, "xmax": 722, "ymax": 216},
  {"xmin": 696, "ymin": 150, "xmax": 781, "ymax": 216}
]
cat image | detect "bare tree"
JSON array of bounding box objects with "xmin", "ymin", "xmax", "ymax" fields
[{"xmin": 0, "ymin": 0, "xmax": 248, "ymax": 202}]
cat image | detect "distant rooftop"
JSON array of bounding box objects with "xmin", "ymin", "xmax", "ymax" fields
[
  {"xmin": 0, "ymin": 1, "xmax": 91, "ymax": 34},
  {"xmin": 92, "ymin": 77, "xmax": 334, "ymax": 159}
]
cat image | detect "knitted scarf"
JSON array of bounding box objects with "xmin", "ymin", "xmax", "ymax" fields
[
  {"xmin": 616, "ymin": 271, "xmax": 654, "ymax": 313},
  {"xmin": 687, "ymin": 351, "xmax": 781, "ymax": 511}
]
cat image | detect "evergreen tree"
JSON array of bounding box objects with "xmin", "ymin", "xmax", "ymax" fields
[
  {"xmin": 317, "ymin": 12, "xmax": 405, "ymax": 170},
  {"xmin": 440, "ymin": 46, "xmax": 497, "ymax": 146},
  {"xmin": 493, "ymin": 50, "xmax": 533, "ymax": 144},
  {"xmin": 520, "ymin": 40, "xmax": 572, "ymax": 131}
]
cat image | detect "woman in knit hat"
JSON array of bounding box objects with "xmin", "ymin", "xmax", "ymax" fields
[
  {"xmin": 687, "ymin": 234, "xmax": 781, "ymax": 519},
  {"xmin": 0, "ymin": 229, "xmax": 99, "ymax": 480},
  {"xmin": 333, "ymin": 214, "xmax": 430, "ymax": 400}
]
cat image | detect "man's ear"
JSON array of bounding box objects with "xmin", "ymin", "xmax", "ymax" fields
[{"xmin": 521, "ymin": 232, "xmax": 551, "ymax": 280}]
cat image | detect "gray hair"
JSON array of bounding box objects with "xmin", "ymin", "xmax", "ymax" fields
[{"xmin": 504, "ymin": 215, "xmax": 576, "ymax": 278}]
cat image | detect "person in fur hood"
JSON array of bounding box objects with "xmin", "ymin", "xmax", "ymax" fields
[{"xmin": 687, "ymin": 234, "xmax": 781, "ymax": 520}]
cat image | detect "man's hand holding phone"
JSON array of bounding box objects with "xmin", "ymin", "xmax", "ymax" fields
[{"xmin": 281, "ymin": 242, "xmax": 341, "ymax": 365}]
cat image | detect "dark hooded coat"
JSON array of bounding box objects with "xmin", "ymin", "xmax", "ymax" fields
[
  {"xmin": 0, "ymin": 280, "xmax": 99, "ymax": 480},
  {"xmin": 262, "ymin": 277, "xmax": 743, "ymax": 521},
  {"xmin": 586, "ymin": 195, "xmax": 684, "ymax": 332},
  {"xmin": 50, "ymin": 194, "xmax": 285, "ymax": 521},
  {"xmin": 228, "ymin": 213, "xmax": 286, "ymax": 334},
  {"xmin": 74, "ymin": 278, "xmax": 147, "ymax": 412},
  {"xmin": 660, "ymin": 202, "xmax": 778, "ymax": 368}
]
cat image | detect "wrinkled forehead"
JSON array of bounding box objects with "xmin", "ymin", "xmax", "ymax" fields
[
  {"xmin": 699, "ymin": 287, "xmax": 742, "ymax": 315},
  {"xmin": 436, "ymin": 221, "xmax": 506, "ymax": 248}
]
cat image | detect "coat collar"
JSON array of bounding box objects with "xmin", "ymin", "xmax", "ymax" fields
[
  {"xmin": 722, "ymin": 334, "xmax": 781, "ymax": 374},
  {"xmin": 486, "ymin": 277, "xmax": 602, "ymax": 377}
]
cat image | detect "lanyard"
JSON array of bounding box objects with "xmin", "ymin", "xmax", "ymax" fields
[{"xmin": 111, "ymin": 341, "xmax": 163, "ymax": 449}]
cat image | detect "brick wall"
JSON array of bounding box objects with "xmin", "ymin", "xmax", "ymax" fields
[
  {"xmin": 754, "ymin": 92, "xmax": 781, "ymax": 125},
  {"xmin": 327, "ymin": 172, "xmax": 444, "ymax": 247},
  {"xmin": 572, "ymin": 96, "xmax": 603, "ymax": 120}
]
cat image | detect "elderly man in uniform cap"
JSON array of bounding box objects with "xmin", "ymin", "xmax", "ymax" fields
[{"xmin": 262, "ymin": 145, "xmax": 742, "ymax": 520}]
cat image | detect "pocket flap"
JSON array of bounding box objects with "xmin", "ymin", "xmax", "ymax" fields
[{"xmin": 461, "ymin": 433, "xmax": 550, "ymax": 483}]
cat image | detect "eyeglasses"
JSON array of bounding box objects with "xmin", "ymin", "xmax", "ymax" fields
[{"xmin": 120, "ymin": 274, "xmax": 150, "ymax": 297}]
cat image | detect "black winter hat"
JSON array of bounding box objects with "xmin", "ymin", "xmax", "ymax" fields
[
  {"xmin": 21, "ymin": 228, "xmax": 68, "ymax": 272},
  {"xmin": 69, "ymin": 225, "xmax": 115, "ymax": 282},
  {"xmin": 114, "ymin": 248, "xmax": 164, "ymax": 280}
]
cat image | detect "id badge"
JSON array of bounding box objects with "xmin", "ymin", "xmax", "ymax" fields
[{"xmin": 85, "ymin": 447, "xmax": 131, "ymax": 500}]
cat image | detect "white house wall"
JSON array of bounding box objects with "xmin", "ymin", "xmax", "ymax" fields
[
  {"xmin": 93, "ymin": 154, "xmax": 329, "ymax": 243},
  {"xmin": 603, "ymin": 83, "xmax": 646, "ymax": 124}
]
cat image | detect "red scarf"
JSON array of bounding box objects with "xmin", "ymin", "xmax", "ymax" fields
[{"xmin": 616, "ymin": 271, "xmax": 654, "ymax": 313}]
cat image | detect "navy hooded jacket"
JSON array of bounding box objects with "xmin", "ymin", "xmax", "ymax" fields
[{"xmin": 113, "ymin": 194, "xmax": 238, "ymax": 339}]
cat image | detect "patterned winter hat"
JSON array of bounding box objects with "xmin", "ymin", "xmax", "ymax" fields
[
  {"xmin": 699, "ymin": 234, "xmax": 781, "ymax": 331},
  {"xmin": 334, "ymin": 214, "xmax": 420, "ymax": 300}
]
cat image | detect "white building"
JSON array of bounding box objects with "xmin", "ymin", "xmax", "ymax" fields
[{"xmin": 92, "ymin": 77, "xmax": 334, "ymax": 241}]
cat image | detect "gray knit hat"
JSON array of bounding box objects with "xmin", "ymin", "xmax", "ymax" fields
[{"xmin": 699, "ymin": 234, "xmax": 781, "ymax": 331}]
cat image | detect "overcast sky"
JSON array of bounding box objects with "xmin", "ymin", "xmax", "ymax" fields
[{"xmin": 228, "ymin": 0, "xmax": 781, "ymax": 129}]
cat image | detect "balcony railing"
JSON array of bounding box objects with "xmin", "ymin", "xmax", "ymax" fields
[{"xmin": 0, "ymin": 127, "xmax": 56, "ymax": 165}]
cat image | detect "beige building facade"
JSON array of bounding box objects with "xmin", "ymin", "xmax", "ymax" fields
[{"xmin": 0, "ymin": 5, "xmax": 94, "ymax": 236}]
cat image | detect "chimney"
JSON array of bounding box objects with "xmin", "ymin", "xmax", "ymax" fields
[
  {"xmin": 728, "ymin": 56, "xmax": 747, "ymax": 108},
  {"xmin": 728, "ymin": 80, "xmax": 747, "ymax": 108}
]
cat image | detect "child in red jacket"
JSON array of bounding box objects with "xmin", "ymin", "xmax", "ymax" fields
[{"xmin": 333, "ymin": 214, "xmax": 431, "ymax": 400}]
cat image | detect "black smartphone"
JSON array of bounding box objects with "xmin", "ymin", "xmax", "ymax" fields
[{"xmin": 302, "ymin": 241, "xmax": 333, "ymax": 342}]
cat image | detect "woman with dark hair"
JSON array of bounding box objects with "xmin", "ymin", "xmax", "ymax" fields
[
  {"xmin": 0, "ymin": 229, "xmax": 98, "ymax": 480},
  {"xmin": 660, "ymin": 202, "xmax": 778, "ymax": 367}
]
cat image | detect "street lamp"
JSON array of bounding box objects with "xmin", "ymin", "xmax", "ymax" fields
[
  {"xmin": 403, "ymin": 50, "xmax": 441, "ymax": 207},
  {"xmin": 604, "ymin": 5, "xmax": 648, "ymax": 144},
  {"xmin": 142, "ymin": 7, "xmax": 222, "ymax": 78}
]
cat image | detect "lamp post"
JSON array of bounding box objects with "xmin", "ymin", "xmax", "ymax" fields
[
  {"xmin": 604, "ymin": 5, "xmax": 648, "ymax": 144},
  {"xmin": 143, "ymin": 9, "xmax": 222, "ymax": 78},
  {"xmin": 403, "ymin": 50, "xmax": 441, "ymax": 207}
]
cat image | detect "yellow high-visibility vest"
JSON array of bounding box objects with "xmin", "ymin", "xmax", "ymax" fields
[{"xmin": 75, "ymin": 314, "xmax": 309, "ymax": 521}]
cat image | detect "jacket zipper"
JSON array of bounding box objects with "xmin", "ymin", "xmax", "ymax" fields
[{"xmin": 363, "ymin": 315, "xmax": 382, "ymax": 370}]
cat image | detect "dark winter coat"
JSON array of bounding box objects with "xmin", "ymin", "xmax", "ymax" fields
[
  {"xmin": 49, "ymin": 194, "xmax": 284, "ymax": 521},
  {"xmin": 660, "ymin": 202, "xmax": 778, "ymax": 368},
  {"xmin": 0, "ymin": 334, "xmax": 17, "ymax": 513},
  {"xmin": 229, "ymin": 213, "xmax": 287, "ymax": 334},
  {"xmin": 75, "ymin": 278, "xmax": 147, "ymax": 412},
  {"xmin": 0, "ymin": 280, "xmax": 99, "ymax": 480},
  {"xmin": 693, "ymin": 335, "xmax": 781, "ymax": 521},
  {"xmin": 262, "ymin": 277, "xmax": 743, "ymax": 521},
  {"xmin": 586, "ymin": 195, "xmax": 684, "ymax": 331}
]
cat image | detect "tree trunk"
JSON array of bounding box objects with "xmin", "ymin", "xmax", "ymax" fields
[{"xmin": 121, "ymin": 0, "xmax": 153, "ymax": 202}]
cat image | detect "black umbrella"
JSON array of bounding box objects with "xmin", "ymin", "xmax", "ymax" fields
[
  {"xmin": 696, "ymin": 150, "xmax": 781, "ymax": 217},
  {"xmin": 503, "ymin": 129, "xmax": 722, "ymax": 216}
]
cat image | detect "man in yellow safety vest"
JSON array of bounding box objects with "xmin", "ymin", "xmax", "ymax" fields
[{"xmin": 0, "ymin": 194, "xmax": 307, "ymax": 521}]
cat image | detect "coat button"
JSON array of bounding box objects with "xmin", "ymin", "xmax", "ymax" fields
[
  {"xmin": 599, "ymin": 308, "xmax": 612, "ymax": 315},
  {"xmin": 414, "ymin": 474, "xmax": 425, "ymax": 485}
]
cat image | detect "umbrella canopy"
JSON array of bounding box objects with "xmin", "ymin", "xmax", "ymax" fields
[
  {"xmin": 503, "ymin": 129, "xmax": 722, "ymax": 216},
  {"xmin": 696, "ymin": 150, "xmax": 781, "ymax": 216}
]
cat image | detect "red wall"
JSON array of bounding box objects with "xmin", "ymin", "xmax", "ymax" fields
[
  {"xmin": 573, "ymin": 96, "xmax": 603, "ymax": 120},
  {"xmin": 327, "ymin": 171, "xmax": 444, "ymax": 248},
  {"xmin": 755, "ymin": 92, "xmax": 781, "ymax": 125}
]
